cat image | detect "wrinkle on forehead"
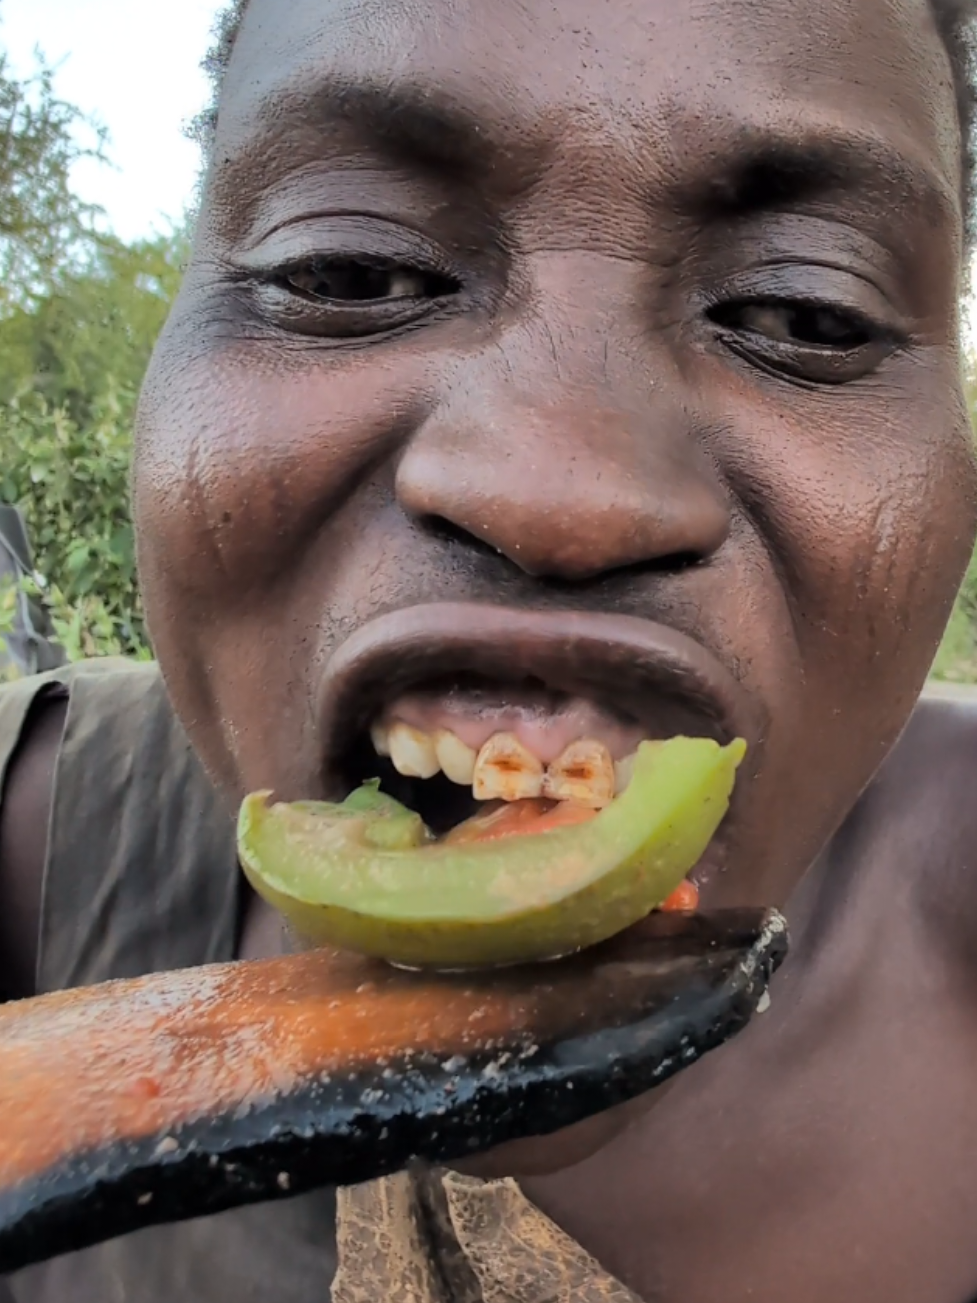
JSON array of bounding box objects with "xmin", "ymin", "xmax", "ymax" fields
[{"xmin": 213, "ymin": 0, "xmax": 962, "ymax": 255}]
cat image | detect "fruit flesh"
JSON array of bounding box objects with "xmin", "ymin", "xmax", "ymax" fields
[
  {"xmin": 442, "ymin": 796, "xmax": 599, "ymax": 843},
  {"xmin": 237, "ymin": 736, "xmax": 746, "ymax": 970},
  {"xmin": 443, "ymin": 798, "xmax": 700, "ymax": 910}
]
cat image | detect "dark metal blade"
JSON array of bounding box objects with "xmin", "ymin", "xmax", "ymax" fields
[{"xmin": 0, "ymin": 907, "xmax": 786, "ymax": 1272}]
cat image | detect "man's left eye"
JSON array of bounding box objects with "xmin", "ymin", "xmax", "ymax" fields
[
  {"xmin": 282, "ymin": 258, "xmax": 448, "ymax": 303},
  {"xmin": 722, "ymin": 301, "xmax": 873, "ymax": 349}
]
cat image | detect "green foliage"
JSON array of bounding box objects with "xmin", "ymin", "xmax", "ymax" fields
[
  {"xmin": 0, "ymin": 226, "xmax": 189, "ymax": 662},
  {"xmin": 0, "ymin": 230, "xmax": 189, "ymax": 423},
  {"xmin": 0, "ymin": 581, "xmax": 24, "ymax": 683},
  {"xmin": 0, "ymin": 26, "xmax": 190, "ymax": 668},
  {"xmin": 0, "ymin": 572, "xmax": 148, "ymax": 680},
  {"xmin": 931, "ymin": 567, "xmax": 977, "ymax": 683},
  {"xmin": 931, "ymin": 359, "xmax": 977, "ymax": 682},
  {"xmin": 0, "ymin": 387, "xmax": 150, "ymax": 659}
]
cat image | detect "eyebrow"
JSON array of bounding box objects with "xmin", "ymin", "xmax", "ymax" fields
[
  {"xmin": 671, "ymin": 125, "xmax": 955, "ymax": 230},
  {"xmin": 298, "ymin": 76, "xmax": 502, "ymax": 178},
  {"xmin": 234, "ymin": 74, "xmax": 956, "ymax": 239}
]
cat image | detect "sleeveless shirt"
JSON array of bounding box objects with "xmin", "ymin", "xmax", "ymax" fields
[{"xmin": 0, "ymin": 661, "xmax": 639, "ymax": 1303}]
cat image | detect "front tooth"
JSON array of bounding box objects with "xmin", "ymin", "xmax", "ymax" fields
[
  {"xmin": 370, "ymin": 720, "xmax": 391, "ymax": 758},
  {"xmin": 435, "ymin": 730, "xmax": 477, "ymax": 785},
  {"xmin": 614, "ymin": 752, "xmax": 637, "ymax": 795},
  {"xmin": 543, "ymin": 739, "xmax": 616, "ymax": 808},
  {"xmin": 473, "ymin": 733, "xmax": 544, "ymax": 801},
  {"xmin": 388, "ymin": 722, "xmax": 440, "ymax": 779}
]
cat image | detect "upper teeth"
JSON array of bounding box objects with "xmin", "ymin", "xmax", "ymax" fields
[
  {"xmin": 435, "ymin": 729, "xmax": 477, "ymax": 785},
  {"xmin": 378, "ymin": 721, "xmax": 638, "ymax": 807},
  {"xmin": 542, "ymin": 738, "xmax": 616, "ymax": 809},
  {"xmin": 370, "ymin": 720, "xmax": 392, "ymax": 758},
  {"xmin": 386, "ymin": 722, "xmax": 440, "ymax": 779},
  {"xmin": 472, "ymin": 732, "xmax": 545, "ymax": 802}
]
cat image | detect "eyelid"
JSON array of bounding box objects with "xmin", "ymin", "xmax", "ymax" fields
[
  {"xmin": 274, "ymin": 252, "xmax": 426, "ymax": 282},
  {"xmin": 689, "ymin": 210, "xmax": 912, "ymax": 308},
  {"xmin": 699, "ymin": 260, "xmax": 904, "ymax": 332},
  {"xmin": 231, "ymin": 214, "xmax": 456, "ymax": 278}
]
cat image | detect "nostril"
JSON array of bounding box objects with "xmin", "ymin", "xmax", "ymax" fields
[
  {"xmin": 630, "ymin": 551, "xmax": 702, "ymax": 575},
  {"xmin": 532, "ymin": 550, "xmax": 706, "ymax": 596},
  {"xmin": 418, "ymin": 512, "xmax": 706, "ymax": 584},
  {"xmin": 417, "ymin": 514, "xmax": 508, "ymax": 561}
]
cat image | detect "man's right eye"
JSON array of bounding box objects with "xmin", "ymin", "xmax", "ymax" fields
[{"xmin": 279, "ymin": 257, "xmax": 457, "ymax": 305}]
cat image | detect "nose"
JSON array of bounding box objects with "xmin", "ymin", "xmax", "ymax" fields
[{"xmin": 396, "ymin": 289, "xmax": 730, "ymax": 583}]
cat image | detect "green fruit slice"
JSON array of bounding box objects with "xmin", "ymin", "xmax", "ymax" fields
[{"xmin": 237, "ymin": 736, "xmax": 747, "ymax": 970}]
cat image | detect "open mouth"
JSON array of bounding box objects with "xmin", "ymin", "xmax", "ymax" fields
[
  {"xmin": 344, "ymin": 676, "xmax": 713, "ymax": 838},
  {"xmin": 318, "ymin": 603, "xmax": 757, "ymax": 841},
  {"xmin": 238, "ymin": 606, "xmax": 760, "ymax": 970}
]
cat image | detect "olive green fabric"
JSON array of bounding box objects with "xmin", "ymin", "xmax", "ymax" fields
[
  {"xmin": 1, "ymin": 660, "xmax": 239, "ymax": 991},
  {"xmin": 0, "ymin": 661, "xmax": 634, "ymax": 1303}
]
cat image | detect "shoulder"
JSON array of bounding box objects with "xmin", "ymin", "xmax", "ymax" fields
[
  {"xmin": 0, "ymin": 658, "xmax": 174, "ymax": 803},
  {"xmin": 0, "ymin": 660, "xmax": 180, "ymax": 999},
  {"xmin": 838, "ymin": 684, "xmax": 977, "ymax": 969},
  {"xmin": 872, "ymin": 684, "xmax": 977, "ymax": 817}
]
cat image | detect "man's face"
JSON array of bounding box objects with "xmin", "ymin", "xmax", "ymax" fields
[{"xmin": 134, "ymin": 0, "xmax": 976, "ymax": 911}]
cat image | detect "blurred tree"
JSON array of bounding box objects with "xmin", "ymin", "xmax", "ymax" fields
[
  {"xmin": 0, "ymin": 15, "xmax": 191, "ymax": 664},
  {"xmin": 0, "ymin": 228, "xmax": 190, "ymax": 423},
  {"xmin": 0, "ymin": 223, "xmax": 190, "ymax": 663},
  {"xmin": 0, "ymin": 39, "xmax": 104, "ymax": 312}
]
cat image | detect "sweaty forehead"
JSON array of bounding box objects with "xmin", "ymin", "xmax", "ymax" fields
[{"xmin": 218, "ymin": 0, "xmax": 960, "ymax": 231}]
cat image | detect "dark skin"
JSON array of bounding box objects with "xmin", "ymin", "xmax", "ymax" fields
[{"xmin": 4, "ymin": 0, "xmax": 977, "ymax": 1296}]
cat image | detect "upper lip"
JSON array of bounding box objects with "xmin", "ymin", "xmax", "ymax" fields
[{"xmin": 316, "ymin": 603, "xmax": 765, "ymax": 793}]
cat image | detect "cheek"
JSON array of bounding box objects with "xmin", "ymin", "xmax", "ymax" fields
[
  {"xmin": 715, "ymin": 357, "xmax": 977, "ymax": 665},
  {"xmin": 770, "ymin": 419, "xmax": 972, "ymax": 677},
  {"xmin": 709, "ymin": 360, "xmax": 977, "ymax": 884},
  {"xmin": 132, "ymin": 337, "xmax": 431, "ymax": 794},
  {"xmin": 134, "ymin": 342, "xmax": 429, "ymax": 610}
]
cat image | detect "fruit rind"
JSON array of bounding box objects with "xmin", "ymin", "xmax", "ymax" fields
[{"xmin": 238, "ymin": 736, "xmax": 746, "ymax": 969}]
